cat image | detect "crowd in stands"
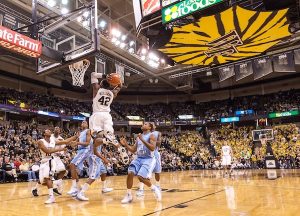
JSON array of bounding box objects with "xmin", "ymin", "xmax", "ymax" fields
[
  {"xmin": 1, "ymin": 118, "xmax": 300, "ymax": 183},
  {"xmin": 211, "ymin": 125, "xmax": 253, "ymax": 169},
  {"xmin": 113, "ymin": 89, "xmax": 300, "ymax": 121},
  {"xmin": 0, "ymin": 87, "xmax": 90, "ymax": 116},
  {"xmin": 1, "ymin": 87, "xmax": 300, "ymax": 121},
  {"xmin": 211, "ymin": 124, "xmax": 300, "ymax": 169},
  {"xmin": 1, "ymin": 87, "xmax": 300, "ymax": 183}
]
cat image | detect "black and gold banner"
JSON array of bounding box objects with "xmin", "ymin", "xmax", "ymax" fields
[
  {"xmin": 294, "ymin": 49, "xmax": 300, "ymax": 65},
  {"xmin": 235, "ymin": 61, "xmax": 253, "ymax": 81},
  {"xmin": 96, "ymin": 59, "xmax": 106, "ymax": 74},
  {"xmin": 160, "ymin": 6, "xmax": 291, "ymax": 66},
  {"xmin": 218, "ymin": 65, "xmax": 235, "ymax": 82},
  {"xmin": 273, "ymin": 51, "xmax": 295, "ymax": 72},
  {"xmin": 253, "ymin": 56, "xmax": 273, "ymax": 80}
]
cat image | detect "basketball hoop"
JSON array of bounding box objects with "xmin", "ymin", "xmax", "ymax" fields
[
  {"xmin": 259, "ymin": 134, "xmax": 267, "ymax": 145},
  {"xmin": 69, "ymin": 59, "xmax": 90, "ymax": 87},
  {"xmin": 260, "ymin": 138, "xmax": 267, "ymax": 145}
]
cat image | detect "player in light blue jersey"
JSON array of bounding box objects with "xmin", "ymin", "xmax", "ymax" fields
[
  {"xmin": 152, "ymin": 125, "xmax": 162, "ymax": 187},
  {"xmin": 67, "ymin": 121, "xmax": 92, "ymax": 196},
  {"xmin": 76, "ymin": 131, "xmax": 113, "ymax": 201},
  {"xmin": 137, "ymin": 123, "xmax": 162, "ymax": 197},
  {"xmin": 120, "ymin": 122, "xmax": 162, "ymax": 204}
]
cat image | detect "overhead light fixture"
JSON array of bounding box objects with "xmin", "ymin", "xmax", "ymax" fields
[
  {"xmin": 116, "ymin": 31, "xmax": 121, "ymax": 38},
  {"xmin": 141, "ymin": 48, "xmax": 147, "ymax": 55},
  {"xmin": 77, "ymin": 16, "xmax": 82, "ymax": 22},
  {"xmin": 99, "ymin": 20, "xmax": 106, "ymax": 28},
  {"xmin": 149, "ymin": 78, "xmax": 153, "ymax": 83},
  {"xmin": 82, "ymin": 20, "xmax": 89, "ymax": 27},
  {"xmin": 61, "ymin": 8, "xmax": 69, "ymax": 15},
  {"xmin": 154, "ymin": 78, "xmax": 158, "ymax": 83},
  {"xmin": 121, "ymin": 35, "xmax": 127, "ymax": 41},
  {"xmin": 83, "ymin": 11, "xmax": 90, "ymax": 18},
  {"xmin": 115, "ymin": 40, "xmax": 121, "ymax": 46},
  {"xmin": 111, "ymin": 37, "xmax": 117, "ymax": 43},
  {"xmin": 47, "ymin": 0, "xmax": 56, "ymax": 7},
  {"xmin": 125, "ymin": 72, "xmax": 131, "ymax": 77},
  {"xmin": 148, "ymin": 60, "xmax": 159, "ymax": 68},
  {"xmin": 129, "ymin": 41, "xmax": 135, "ymax": 47},
  {"xmin": 111, "ymin": 28, "xmax": 121, "ymax": 38},
  {"xmin": 148, "ymin": 52, "xmax": 159, "ymax": 61},
  {"xmin": 141, "ymin": 55, "xmax": 146, "ymax": 60},
  {"xmin": 148, "ymin": 60, "xmax": 154, "ymax": 66},
  {"xmin": 128, "ymin": 48, "xmax": 134, "ymax": 54},
  {"xmin": 61, "ymin": 0, "xmax": 68, "ymax": 5},
  {"xmin": 148, "ymin": 52, "xmax": 155, "ymax": 59},
  {"xmin": 161, "ymin": 59, "xmax": 166, "ymax": 64},
  {"xmin": 120, "ymin": 42, "xmax": 126, "ymax": 49}
]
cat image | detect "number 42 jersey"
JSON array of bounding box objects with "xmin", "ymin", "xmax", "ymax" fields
[{"xmin": 93, "ymin": 88, "xmax": 114, "ymax": 113}]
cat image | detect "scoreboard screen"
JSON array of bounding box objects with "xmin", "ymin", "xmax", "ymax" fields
[{"xmin": 141, "ymin": 0, "xmax": 161, "ymax": 17}]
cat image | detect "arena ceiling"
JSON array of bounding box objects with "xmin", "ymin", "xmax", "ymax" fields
[{"xmin": 0, "ymin": 0, "xmax": 300, "ymax": 96}]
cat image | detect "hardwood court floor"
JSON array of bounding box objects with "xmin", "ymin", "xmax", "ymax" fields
[{"xmin": 1, "ymin": 169, "xmax": 300, "ymax": 216}]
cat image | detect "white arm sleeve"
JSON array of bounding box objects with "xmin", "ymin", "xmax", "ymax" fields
[{"xmin": 91, "ymin": 72, "xmax": 103, "ymax": 84}]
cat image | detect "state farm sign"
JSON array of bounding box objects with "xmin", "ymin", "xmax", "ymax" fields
[{"xmin": 0, "ymin": 25, "xmax": 42, "ymax": 58}]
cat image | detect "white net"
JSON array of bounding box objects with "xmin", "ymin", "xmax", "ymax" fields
[{"xmin": 69, "ymin": 59, "xmax": 90, "ymax": 87}]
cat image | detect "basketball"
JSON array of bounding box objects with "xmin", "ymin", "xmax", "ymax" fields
[{"xmin": 107, "ymin": 73, "xmax": 121, "ymax": 86}]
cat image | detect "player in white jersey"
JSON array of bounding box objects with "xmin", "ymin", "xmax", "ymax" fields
[
  {"xmin": 137, "ymin": 123, "xmax": 162, "ymax": 197},
  {"xmin": 221, "ymin": 141, "xmax": 232, "ymax": 176},
  {"xmin": 90, "ymin": 72, "xmax": 129, "ymax": 164},
  {"xmin": 32, "ymin": 129, "xmax": 78, "ymax": 197},
  {"xmin": 37, "ymin": 129, "xmax": 67, "ymax": 204},
  {"xmin": 90, "ymin": 72, "xmax": 120, "ymax": 134},
  {"xmin": 50, "ymin": 127, "xmax": 67, "ymax": 195}
]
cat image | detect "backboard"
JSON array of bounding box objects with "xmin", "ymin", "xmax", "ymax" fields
[
  {"xmin": 33, "ymin": 0, "xmax": 100, "ymax": 75},
  {"xmin": 252, "ymin": 129, "xmax": 274, "ymax": 141}
]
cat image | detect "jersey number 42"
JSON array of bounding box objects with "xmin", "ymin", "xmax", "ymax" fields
[{"xmin": 98, "ymin": 96, "xmax": 111, "ymax": 106}]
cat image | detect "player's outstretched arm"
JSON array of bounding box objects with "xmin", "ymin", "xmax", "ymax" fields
[
  {"xmin": 72, "ymin": 129, "xmax": 92, "ymax": 147},
  {"xmin": 38, "ymin": 140, "xmax": 66, "ymax": 154},
  {"xmin": 56, "ymin": 134, "xmax": 79, "ymax": 146},
  {"xmin": 156, "ymin": 132, "xmax": 162, "ymax": 148},
  {"xmin": 120, "ymin": 137, "xmax": 137, "ymax": 153},
  {"xmin": 91, "ymin": 72, "xmax": 103, "ymax": 98},
  {"xmin": 112, "ymin": 83, "xmax": 122, "ymax": 98},
  {"xmin": 93, "ymin": 142, "xmax": 109, "ymax": 164},
  {"xmin": 138, "ymin": 134, "xmax": 156, "ymax": 151}
]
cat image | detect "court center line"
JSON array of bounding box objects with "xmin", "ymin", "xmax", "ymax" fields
[{"xmin": 143, "ymin": 189, "xmax": 225, "ymax": 216}]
